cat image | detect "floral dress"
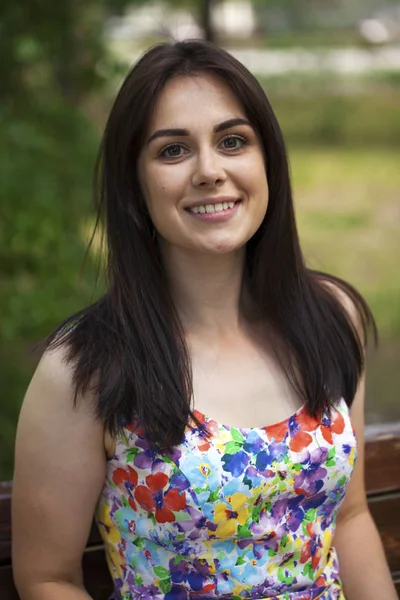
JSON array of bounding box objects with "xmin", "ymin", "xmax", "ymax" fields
[{"xmin": 96, "ymin": 398, "xmax": 357, "ymax": 599}]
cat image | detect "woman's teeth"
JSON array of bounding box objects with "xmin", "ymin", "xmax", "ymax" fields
[{"xmin": 189, "ymin": 201, "xmax": 236, "ymax": 214}]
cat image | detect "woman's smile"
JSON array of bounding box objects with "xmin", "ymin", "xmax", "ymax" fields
[{"xmin": 185, "ymin": 197, "xmax": 241, "ymax": 221}]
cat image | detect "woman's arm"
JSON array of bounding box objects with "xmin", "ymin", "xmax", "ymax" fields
[
  {"xmin": 333, "ymin": 372, "xmax": 397, "ymax": 599},
  {"xmin": 326, "ymin": 280, "xmax": 398, "ymax": 599},
  {"xmin": 12, "ymin": 348, "xmax": 107, "ymax": 599}
]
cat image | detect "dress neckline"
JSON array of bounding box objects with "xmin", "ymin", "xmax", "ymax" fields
[{"xmin": 192, "ymin": 401, "xmax": 308, "ymax": 433}]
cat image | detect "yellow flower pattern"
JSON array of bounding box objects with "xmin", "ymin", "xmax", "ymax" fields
[{"xmin": 214, "ymin": 492, "xmax": 250, "ymax": 537}]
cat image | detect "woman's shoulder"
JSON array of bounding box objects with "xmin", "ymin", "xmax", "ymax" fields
[
  {"xmin": 23, "ymin": 344, "xmax": 98, "ymax": 429},
  {"xmin": 30, "ymin": 345, "xmax": 74, "ymax": 401}
]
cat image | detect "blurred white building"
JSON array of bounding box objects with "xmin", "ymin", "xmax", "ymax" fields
[
  {"xmin": 212, "ymin": 1, "xmax": 255, "ymax": 38},
  {"xmin": 358, "ymin": 6, "xmax": 400, "ymax": 44}
]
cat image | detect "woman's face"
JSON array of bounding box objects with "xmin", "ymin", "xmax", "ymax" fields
[{"xmin": 137, "ymin": 73, "xmax": 269, "ymax": 256}]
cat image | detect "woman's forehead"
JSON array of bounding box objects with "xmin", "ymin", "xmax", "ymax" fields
[{"xmin": 148, "ymin": 74, "xmax": 246, "ymax": 130}]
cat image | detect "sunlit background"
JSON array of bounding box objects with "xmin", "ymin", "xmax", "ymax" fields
[{"xmin": 1, "ymin": 0, "xmax": 399, "ymax": 479}]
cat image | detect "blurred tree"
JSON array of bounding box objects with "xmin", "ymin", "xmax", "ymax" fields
[
  {"xmin": 201, "ymin": 0, "xmax": 215, "ymax": 41},
  {"xmin": 0, "ymin": 0, "xmax": 146, "ymax": 106}
]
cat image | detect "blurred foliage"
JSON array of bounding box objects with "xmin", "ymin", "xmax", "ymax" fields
[
  {"xmin": 0, "ymin": 100, "xmax": 99, "ymax": 341},
  {"xmin": 0, "ymin": 107, "xmax": 100, "ymax": 477},
  {"xmin": 0, "ymin": 0, "xmax": 140, "ymax": 104}
]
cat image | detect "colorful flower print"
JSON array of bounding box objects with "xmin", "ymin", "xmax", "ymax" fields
[{"xmin": 96, "ymin": 398, "xmax": 356, "ymax": 599}]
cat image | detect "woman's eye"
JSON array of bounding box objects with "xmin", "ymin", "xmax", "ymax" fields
[
  {"xmin": 221, "ymin": 135, "xmax": 248, "ymax": 150},
  {"xmin": 159, "ymin": 144, "xmax": 186, "ymax": 159}
]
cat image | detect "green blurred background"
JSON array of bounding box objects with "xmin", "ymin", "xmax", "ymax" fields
[{"xmin": 1, "ymin": 0, "xmax": 399, "ymax": 479}]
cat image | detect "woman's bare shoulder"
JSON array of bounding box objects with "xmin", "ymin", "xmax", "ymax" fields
[{"xmin": 26, "ymin": 344, "xmax": 95, "ymax": 417}]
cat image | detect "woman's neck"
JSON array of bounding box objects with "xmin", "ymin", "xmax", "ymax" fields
[{"xmin": 161, "ymin": 243, "xmax": 247, "ymax": 335}]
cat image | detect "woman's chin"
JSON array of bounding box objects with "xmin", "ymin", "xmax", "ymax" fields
[
  {"xmin": 160, "ymin": 231, "xmax": 248, "ymax": 257},
  {"xmin": 194, "ymin": 237, "xmax": 245, "ymax": 255}
]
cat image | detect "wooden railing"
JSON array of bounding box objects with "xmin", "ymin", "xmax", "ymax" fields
[{"xmin": 1, "ymin": 422, "xmax": 400, "ymax": 599}]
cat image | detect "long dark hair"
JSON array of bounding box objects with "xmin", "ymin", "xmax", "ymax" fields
[{"xmin": 47, "ymin": 40, "xmax": 376, "ymax": 447}]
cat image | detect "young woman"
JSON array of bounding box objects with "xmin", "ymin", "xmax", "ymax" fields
[{"xmin": 12, "ymin": 40, "xmax": 396, "ymax": 600}]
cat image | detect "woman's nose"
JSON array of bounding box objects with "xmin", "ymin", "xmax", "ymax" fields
[{"xmin": 191, "ymin": 150, "xmax": 227, "ymax": 188}]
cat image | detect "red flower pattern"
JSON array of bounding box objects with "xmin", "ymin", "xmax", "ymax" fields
[
  {"xmin": 192, "ymin": 410, "xmax": 218, "ymax": 451},
  {"xmin": 113, "ymin": 465, "xmax": 138, "ymax": 488},
  {"xmin": 265, "ymin": 420, "xmax": 290, "ymax": 443},
  {"xmin": 134, "ymin": 472, "xmax": 186, "ymax": 523},
  {"xmin": 112, "ymin": 465, "xmax": 138, "ymax": 510},
  {"xmin": 289, "ymin": 410, "xmax": 319, "ymax": 452},
  {"xmin": 321, "ymin": 410, "xmax": 345, "ymax": 444},
  {"xmin": 286, "ymin": 405, "xmax": 346, "ymax": 452},
  {"xmin": 124, "ymin": 418, "xmax": 145, "ymax": 436}
]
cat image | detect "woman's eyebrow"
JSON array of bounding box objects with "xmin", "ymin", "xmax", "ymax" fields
[{"xmin": 146, "ymin": 117, "xmax": 252, "ymax": 145}]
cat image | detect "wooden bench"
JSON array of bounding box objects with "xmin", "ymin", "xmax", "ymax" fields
[{"xmin": 1, "ymin": 422, "xmax": 400, "ymax": 599}]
